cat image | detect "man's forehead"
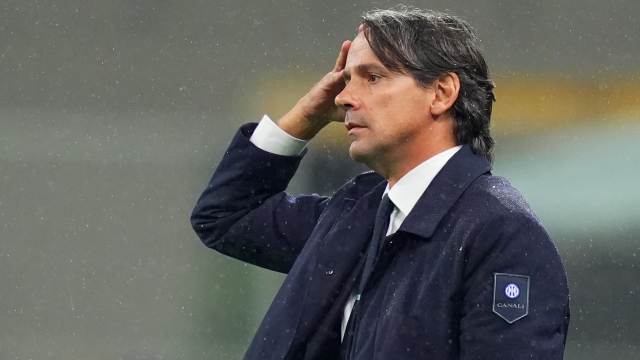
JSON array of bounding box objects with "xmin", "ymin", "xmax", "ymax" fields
[
  {"xmin": 345, "ymin": 32, "xmax": 379, "ymax": 67},
  {"xmin": 348, "ymin": 32, "xmax": 369, "ymax": 53}
]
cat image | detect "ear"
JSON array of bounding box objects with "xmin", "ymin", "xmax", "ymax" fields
[{"xmin": 430, "ymin": 73, "xmax": 460, "ymax": 117}]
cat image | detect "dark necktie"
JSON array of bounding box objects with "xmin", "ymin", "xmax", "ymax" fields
[{"xmin": 342, "ymin": 194, "xmax": 395, "ymax": 359}]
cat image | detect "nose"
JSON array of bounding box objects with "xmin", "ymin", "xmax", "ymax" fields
[{"xmin": 335, "ymin": 82, "xmax": 359, "ymax": 111}]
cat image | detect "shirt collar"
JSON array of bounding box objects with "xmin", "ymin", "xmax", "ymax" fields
[{"xmin": 384, "ymin": 145, "xmax": 462, "ymax": 217}]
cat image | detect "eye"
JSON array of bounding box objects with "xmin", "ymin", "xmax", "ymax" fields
[{"xmin": 368, "ymin": 74, "xmax": 381, "ymax": 83}]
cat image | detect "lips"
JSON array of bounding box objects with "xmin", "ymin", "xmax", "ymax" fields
[
  {"xmin": 345, "ymin": 122, "xmax": 363, "ymax": 131},
  {"xmin": 345, "ymin": 115, "xmax": 366, "ymax": 131},
  {"xmin": 344, "ymin": 113, "xmax": 366, "ymax": 136},
  {"xmin": 345, "ymin": 122, "xmax": 366, "ymax": 138}
]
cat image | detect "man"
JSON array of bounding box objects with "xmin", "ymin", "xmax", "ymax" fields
[{"xmin": 191, "ymin": 6, "xmax": 570, "ymax": 360}]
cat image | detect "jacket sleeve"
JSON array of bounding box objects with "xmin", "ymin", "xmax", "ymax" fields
[
  {"xmin": 459, "ymin": 207, "xmax": 570, "ymax": 359},
  {"xmin": 190, "ymin": 123, "xmax": 330, "ymax": 274}
]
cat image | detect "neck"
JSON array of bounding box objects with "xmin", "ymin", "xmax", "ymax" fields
[
  {"xmin": 379, "ymin": 148, "xmax": 453, "ymax": 188},
  {"xmin": 373, "ymin": 137, "xmax": 457, "ymax": 188}
]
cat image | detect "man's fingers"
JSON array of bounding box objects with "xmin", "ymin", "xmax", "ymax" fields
[
  {"xmin": 333, "ymin": 40, "xmax": 351, "ymax": 72},
  {"xmin": 328, "ymin": 69, "xmax": 344, "ymax": 84}
]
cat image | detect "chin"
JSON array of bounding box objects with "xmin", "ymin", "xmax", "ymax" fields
[{"xmin": 348, "ymin": 144, "xmax": 371, "ymax": 165}]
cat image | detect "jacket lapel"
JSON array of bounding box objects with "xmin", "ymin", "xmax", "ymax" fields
[{"xmin": 398, "ymin": 145, "xmax": 492, "ymax": 239}]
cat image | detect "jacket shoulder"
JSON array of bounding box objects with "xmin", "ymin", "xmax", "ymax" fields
[
  {"xmin": 464, "ymin": 174, "xmax": 541, "ymax": 222},
  {"xmin": 333, "ymin": 171, "xmax": 386, "ymax": 199}
]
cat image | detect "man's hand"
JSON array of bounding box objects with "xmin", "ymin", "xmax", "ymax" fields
[{"xmin": 277, "ymin": 40, "xmax": 352, "ymax": 140}]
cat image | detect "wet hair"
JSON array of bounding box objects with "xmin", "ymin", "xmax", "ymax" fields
[{"xmin": 362, "ymin": 6, "xmax": 496, "ymax": 162}]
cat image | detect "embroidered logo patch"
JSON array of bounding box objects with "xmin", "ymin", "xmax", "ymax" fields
[
  {"xmin": 492, "ymin": 273, "xmax": 529, "ymax": 323},
  {"xmin": 504, "ymin": 283, "xmax": 520, "ymax": 299}
]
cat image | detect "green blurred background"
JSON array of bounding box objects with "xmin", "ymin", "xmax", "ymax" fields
[{"xmin": 1, "ymin": 0, "xmax": 638, "ymax": 358}]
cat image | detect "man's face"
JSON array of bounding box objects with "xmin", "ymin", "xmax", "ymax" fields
[{"xmin": 336, "ymin": 32, "xmax": 437, "ymax": 171}]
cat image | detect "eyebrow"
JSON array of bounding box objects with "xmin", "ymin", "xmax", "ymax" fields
[{"xmin": 343, "ymin": 63, "xmax": 389, "ymax": 81}]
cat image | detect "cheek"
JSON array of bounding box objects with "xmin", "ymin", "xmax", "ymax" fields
[
  {"xmin": 364, "ymin": 92, "xmax": 426, "ymax": 136},
  {"xmin": 364, "ymin": 98, "xmax": 393, "ymax": 126}
]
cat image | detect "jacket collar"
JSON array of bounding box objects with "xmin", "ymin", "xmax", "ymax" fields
[{"xmin": 397, "ymin": 145, "xmax": 492, "ymax": 239}]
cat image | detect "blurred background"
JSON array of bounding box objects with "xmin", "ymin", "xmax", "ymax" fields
[{"xmin": 1, "ymin": 0, "xmax": 638, "ymax": 358}]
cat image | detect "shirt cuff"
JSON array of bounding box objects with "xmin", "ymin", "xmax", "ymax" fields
[{"xmin": 249, "ymin": 115, "xmax": 308, "ymax": 156}]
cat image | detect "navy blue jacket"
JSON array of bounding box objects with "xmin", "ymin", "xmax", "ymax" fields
[{"xmin": 191, "ymin": 124, "xmax": 570, "ymax": 360}]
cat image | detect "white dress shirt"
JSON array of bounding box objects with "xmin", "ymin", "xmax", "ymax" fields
[
  {"xmin": 248, "ymin": 115, "xmax": 461, "ymax": 340},
  {"xmin": 250, "ymin": 115, "xmax": 308, "ymax": 156}
]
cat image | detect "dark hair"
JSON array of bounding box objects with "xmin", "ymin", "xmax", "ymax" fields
[{"xmin": 362, "ymin": 6, "xmax": 496, "ymax": 162}]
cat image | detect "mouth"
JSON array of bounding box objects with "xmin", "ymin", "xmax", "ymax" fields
[
  {"xmin": 344, "ymin": 112, "xmax": 366, "ymax": 136},
  {"xmin": 345, "ymin": 121, "xmax": 365, "ymax": 132}
]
